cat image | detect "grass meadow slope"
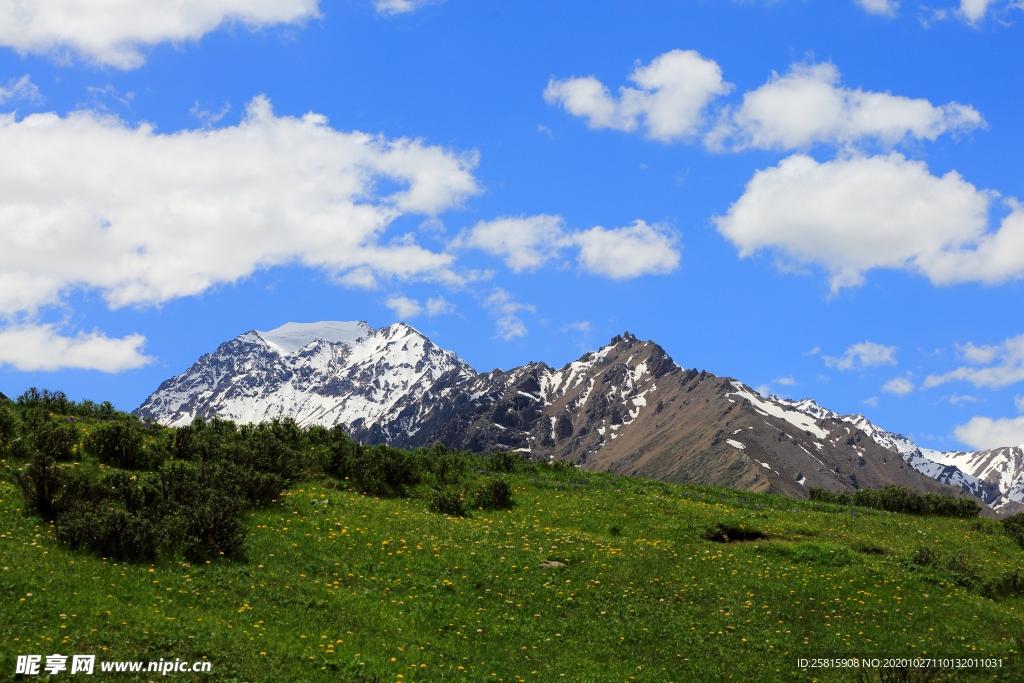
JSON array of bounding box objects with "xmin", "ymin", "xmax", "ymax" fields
[{"xmin": 1, "ymin": 391, "xmax": 1022, "ymax": 682}]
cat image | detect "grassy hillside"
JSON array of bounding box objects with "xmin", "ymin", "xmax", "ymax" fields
[{"xmin": 1, "ymin": 391, "xmax": 1022, "ymax": 682}]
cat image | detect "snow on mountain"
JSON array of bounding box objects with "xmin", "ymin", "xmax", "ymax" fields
[
  {"xmin": 136, "ymin": 324, "xmax": 1013, "ymax": 512},
  {"xmin": 135, "ymin": 321, "xmax": 473, "ymax": 430},
  {"xmin": 773, "ymin": 395, "xmax": 1013, "ymax": 510},
  {"xmin": 256, "ymin": 321, "xmax": 374, "ymax": 355}
]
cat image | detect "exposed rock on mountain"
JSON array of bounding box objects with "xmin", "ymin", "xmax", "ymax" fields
[
  {"xmin": 135, "ymin": 321, "xmax": 472, "ymax": 430},
  {"xmin": 137, "ymin": 322, "xmax": 1003, "ymax": 510}
]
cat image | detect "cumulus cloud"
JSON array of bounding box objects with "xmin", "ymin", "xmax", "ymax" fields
[
  {"xmin": 544, "ymin": 49, "xmax": 732, "ymax": 143},
  {"xmin": 451, "ymin": 215, "xmax": 571, "ymax": 272},
  {"xmin": 953, "ymin": 415, "xmax": 1024, "ymax": 450},
  {"xmin": 453, "ymin": 215, "xmax": 681, "ymax": 280},
  {"xmin": 823, "ymin": 341, "xmax": 898, "ymax": 370},
  {"xmin": 862, "ymin": 396, "xmax": 879, "ymax": 407},
  {"xmin": 383, "ymin": 295, "xmax": 454, "ymax": 319},
  {"xmin": 484, "ymin": 288, "xmax": 535, "ymax": 341},
  {"xmin": 561, "ymin": 321, "xmax": 593, "ymax": 334},
  {"xmin": 959, "ymin": 0, "xmax": 998, "ymax": 23},
  {"xmin": 574, "ymin": 220, "xmax": 680, "ymax": 279},
  {"xmin": 924, "ymin": 334, "xmax": 1024, "ymax": 389},
  {"xmin": 374, "ymin": 0, "xmax": 437, "ymax": 15},
  {"xmin": 0, "ymin": 323, "xmax": 151, "ymax": 372},
  {"xmin": 0, "ymin": 95, "xmax": 481, "ymax": 321},
  {"xmin": 854, "ymin": 0, "xmax": 899, "ymax": 15},
  {"xmin": 882, "ymin": 375, "xmax": 915, "ymax": 395},
  {"xmin": 0, "ymin": 75, "xmax": 43, "ymax": 105},
  {"xmin": 0, "ymin": 0, "xmax": 320, "ymax": 69},
  {"xmin": 706, "ymin": 63, "xmax": 983, "ymax": 152},
  {"xmin": 773, "ymin": 376, "xmax": 797, "ymax": 386},
  {"xmin": 425, "ymin": 296, "xmax": 455, "ymax": 317},
  {"xmin": 714, "ymin": 153, "xmax": 1024, "ymax": 292},
  {"xmin": 384, "ymin": 296, "xmax": 422, "ymax": 319}
]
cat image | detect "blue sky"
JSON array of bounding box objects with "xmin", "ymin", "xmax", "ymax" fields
[{"xmin": 1, "ymin": 0, "xmax": 1023, "ymax": 451}]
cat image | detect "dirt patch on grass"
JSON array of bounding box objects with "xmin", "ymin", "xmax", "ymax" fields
[{"xmin": 705, "ymin": 522, "xmax": 767, "ymax": 543}]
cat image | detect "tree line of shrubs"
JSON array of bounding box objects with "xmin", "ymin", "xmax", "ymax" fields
[
  {"xmin": 807, "ymin": 485, "xmax": 982, "ymax": 518},
  {"xmin": 2, "ymin": 389, "xmax": 530, "ymax": 565}
]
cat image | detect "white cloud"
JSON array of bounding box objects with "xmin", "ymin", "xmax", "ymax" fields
[
  {"xmin": 882, "ymin": 375, "xmax": 915, "ymax": 395},
  {"xmin": 190, "ymin": 100, "xmax": 230, "ymax": 127},
  {"xmin": 425, "ymin": 296, "xmax": 454, "ymax": 317},
  {"xmin": 823, "ymin": 341, "xmax": 898, "ymax": 370},
  {"xmin": 953, "ymin": 415, "xmax": 1024, "ymax": 450},
  {"xmin": 714, "ymin": 153, "xmax": 1024, "ymax": 292},
  {"xmin": 0, "ymin": 75, "xmax": 43, "ymax": 105},
  {"xmin": 957, "ymin": 341, "xmax": 1000, "ymax": 365},
  {"xmin": 924, "ymin": 334, "xmax": 1024, "ymax": 389},
  {"xmin": 1016, "ymin": 395, "xmax": 1024, "ymax": 413},
  {"xmin": 949, "ymin": 393, "xmax": 980, "ymax": 405},
  {"xmin": 454, "ymin": 215, "xmax": 681, "ymax": 280},
  {"xmin": 754, "ymin": 384, "xmax": 772, "ymax": 397},
  {"xmin": 804, "ymin": 346, "xmax": 821, "ymax": 356},
  {"xmin": 706, "ymin": 63, "xmax": 983, "ymax": 152},
  {"xmin": 862, "ymin": 396, "xmax": 879, "ymax": 407},
  {"xmin": 0, "ymin": 96, "xmax": 481, "ymax": 321},
  {"xmin": 0, "ymin": 0, "xmax": 320, "ymax": 69},
  {"xmin": 574, "ymin": 220, "xmax": 680, "ymax": 279},
  {"xmin": 452, "ymin": 215, "xmax": 571, "ymax": 273},
  {"xmin": 374, "ymin": 0, "xmax": 437, "ymax": 15},
  {"xmin": 544, "ymin": 49, "xmax": 732, "ymax": 143},
  {"xmin": 384, "ymin": 296, "xmax": 422, "ymax": 319},
  {"xmin": 773, "ymin": 376, "xmax": 797, "ymax": 386},
  {"xmin": 854, "ymin": 0, "xmax": 899, "ymax": 15},
  {"xmin": 959, "ymin": 0, "xmax": 998, "ymax": 23},
  {"xmin": 483, "ymin": 288, "xmax": 535, "ymax": 341},
  {"xmin": 0, "ymin": 323, "xmax": 151, "ymax": 372},
  {"xmin": 560, "ymin": 321, "xmax": 593, "ymax": 334}
]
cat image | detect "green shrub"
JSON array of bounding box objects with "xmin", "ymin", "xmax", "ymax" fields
[
  {"xmin": 1001, "ymin": 511, "xmax": 1024, "ymax": 548},
  {"xmin": 981, "ymin": 569, "xmax": 1024, "ymax": 598},
  {"xmin": 31, "ymin": 421, "xmax": 80, "ymax": 462},
  {"xmin": 0, "ymin": 407, "xmax": 27, "ymax": 458},
  {"xmin": 348, "ymin": 444, "xmax": 420, "ymax": 497},
  {"xmin": 0, "ymin": 406, "xmax": 16, "ymax": 440},
  {"xmin": 13, "ymin": 452, "xmax": 88, "ymax": 520},
  {"xmin": 165, "ymin": 490, "xmax": 246, "ymax": 562},
  {"xmin": 55, "ymin": 502, "xmax": 161, "ymax": 561},
  {"xmin": 227, "ymin": 429, "xmax": 304, "ymax": 479},
  {"xmin": 473, "ymin": 478, "xmax": 516, "ymax": 511},
  {"xmin": 808, "ymin": 485, "xmax": 981, "ymax": 518},
  {"xmin": 430, "ymin": 486, "xmax": 470, "ymax": 517},
  {"xmin": 422, "ymin": 445, "xmax": 469, "ymax": 486},
  {"xmin": 489, "ymin": 450, "xmax": 524, "ymax": 473},
  {"xmin": 322, "ymin": 425, "xmax": 356, "ymax": 478},
  {"xmin": 84, "ymin": 419, "xmax": 159, "ymax": 470}
]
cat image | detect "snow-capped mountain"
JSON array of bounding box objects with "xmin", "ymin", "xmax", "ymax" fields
[
  {"xmin": 138, "ymin": 323, "xmax": 991, "ymax": 510},
  {"xmin": 136, "ymin": 321, "xmax": 473, "ymax": 430},
  {"xmin": 775, "ymin": 396, "xmax": 1021, "ymax": 514}
]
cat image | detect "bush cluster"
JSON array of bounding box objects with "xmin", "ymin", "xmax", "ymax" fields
[
  {"xmin": 8, "ymin": 389, "xmax": 528, "ymax": 560},
  {"xmin": 808, "ymin": 485, "xmax": 981, "ymax": 518},
  {"xmin": 1001, "ymin": 511, "xmax": 1024, "ymax": 548}
]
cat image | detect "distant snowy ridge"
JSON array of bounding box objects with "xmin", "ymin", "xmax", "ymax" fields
[{"xmin": 761, "ymin": 393, "xmax": 1018, "ymax": 511}]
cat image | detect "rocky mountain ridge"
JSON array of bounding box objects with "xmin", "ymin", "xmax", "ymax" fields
[{"xmin": 136, "ymin": 322, "xmax": 1020, "ymax": 513}]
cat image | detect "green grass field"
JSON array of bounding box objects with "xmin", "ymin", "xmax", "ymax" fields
[{"xmin": 1, "ymin": 406, "xmax": 1023, "ymax": 682}]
